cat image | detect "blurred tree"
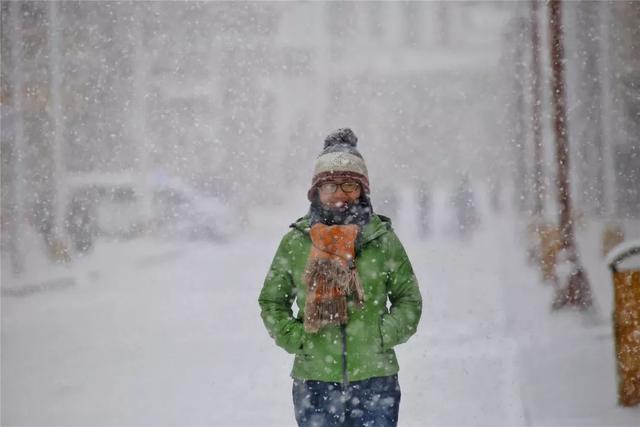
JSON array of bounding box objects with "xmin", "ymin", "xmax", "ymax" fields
[
  {"xmin": 529, "ymin": 0, "xmax": 544, "ymax": 218},
  {"xmin": 416, "ymin": 181, "xmax": 431, "ymax": 239},
  {"xmin": 512, "ymin": 15, "xmax": 529, "ymax": 213},
  {"xmin": 452, "ymin": 174, "xmax": 478, "ymax": 240},
  {"xmin": 437, "ymin": 2, "xmax": 450, "ymax": 47},
  {"xmin": 547, "ymin": 0, "xmax": 593, "ymax": 310}
]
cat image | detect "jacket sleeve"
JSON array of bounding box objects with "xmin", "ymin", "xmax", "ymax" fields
[
  {"xmin": 380, "ymin": 232, "xmax": 423, "ymax": 350},
  {"xmin": 258, "ymin": 233, "xmax": 305, "ymax": 354}
]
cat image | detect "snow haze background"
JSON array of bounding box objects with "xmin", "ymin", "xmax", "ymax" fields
[{"xmin": 1, "ymin": 2, "xmax": 639, "ymax": 426}]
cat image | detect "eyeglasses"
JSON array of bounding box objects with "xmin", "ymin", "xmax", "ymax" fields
[{"xmin": 319, "ymin": 181, "xmax": 361, "ymax": 194}]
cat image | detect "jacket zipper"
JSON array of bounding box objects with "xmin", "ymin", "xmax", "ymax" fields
[
  {"xmin": 342, "ymin": 241, "xmax": 359, "ymax": 388},
  {"xmin": 341, "ymin": 324, "xmax": 348, "ymax": 386}
]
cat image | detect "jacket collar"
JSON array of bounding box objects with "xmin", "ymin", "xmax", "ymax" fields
[{"xmin": 290, "ymin": 214, "xmax": 391, "ymax": 245}]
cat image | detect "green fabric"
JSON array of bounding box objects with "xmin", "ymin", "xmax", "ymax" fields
[{"xmin": 259, "ymin": 214, "xmax": 422, "ymax": 382}]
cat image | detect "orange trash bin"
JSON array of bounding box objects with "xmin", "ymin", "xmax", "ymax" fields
[{"xmin": 607, "ymin": 241, "xmax": 640, "ymax": 407}]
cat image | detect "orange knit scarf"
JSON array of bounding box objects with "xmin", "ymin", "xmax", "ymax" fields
[{"xmin": 303, "ymin": 223, "xmax": 365, "ymax": 333}]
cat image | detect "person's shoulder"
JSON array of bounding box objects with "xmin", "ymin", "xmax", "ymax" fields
[
  {"xmin": 370, "ymin": 214, "xmax": 405, "ymax": 249},
  {"xmin": 376, "ymin": 214, "xmax": 393, "ymax": 227},
  {"xmin": 368, "ymin": 213, "xmax": 394, "ymax": 235},
  {"xmin": 361, "ymin": 214, "xmax": 396, "ymax": 249},
  {"xmin": 280, "ymin": 215, "xmax": 310, "ymax": 242},
  {"xmin": 288, "ymin": 215, "xmax": 310, "ymax": 232}
]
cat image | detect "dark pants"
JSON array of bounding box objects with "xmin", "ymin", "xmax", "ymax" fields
[{"xmin": 292, "ymin": 375, "xmax": 401, "ymax": 427}]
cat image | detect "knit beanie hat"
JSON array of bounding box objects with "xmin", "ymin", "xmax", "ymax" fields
[{"xmin": 307, "ymin": 128, "xmax": 370, "ymax": 201}]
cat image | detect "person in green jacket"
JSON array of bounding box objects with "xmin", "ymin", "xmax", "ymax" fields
[{"xmin": 259, "ymin": 128, "xmax": 422, "ymax": 427}]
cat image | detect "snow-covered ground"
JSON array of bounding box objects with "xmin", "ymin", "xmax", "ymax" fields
[{"xmin": 2, "ymin": 191, "xmax": 640, "ymax": 426}]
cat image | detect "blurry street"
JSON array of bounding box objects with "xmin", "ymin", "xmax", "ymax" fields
[
  {"xmin": 2, "ymin": 1, "xmax": 640, "ymax": 426},
  {"xmin": 3, "ymin": 196, "xmax": 639, "ymax": 427}
]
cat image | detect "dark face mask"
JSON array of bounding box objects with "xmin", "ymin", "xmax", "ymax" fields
[{"xmin": 308, "ymin": 193, "xmax": 373, "ymax": 226}]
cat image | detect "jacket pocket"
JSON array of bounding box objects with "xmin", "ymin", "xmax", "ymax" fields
[
  {"xmin": 297, "ymin": 331, "xmax": 307, "ymax": 355},
  {"xmin": 297, "ymin": 332, "xmax": 318, "ymax": 359}
]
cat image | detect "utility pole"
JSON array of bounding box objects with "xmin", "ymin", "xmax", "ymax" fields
[
  {"xmin": 547, "ymin": 0, "xmax": 593, "ymax": 310},
  {"xmin": 526, "ymin": 0, "xmax": 550, "ymax": 277}
]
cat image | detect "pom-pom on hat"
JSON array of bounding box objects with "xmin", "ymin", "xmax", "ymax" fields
[{"xmin": 307, "ymin": 128, "xmax": 370, "ymax": 201}]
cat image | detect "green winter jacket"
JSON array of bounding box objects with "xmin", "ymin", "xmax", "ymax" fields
[{"xmin": 259, "ymin": 214, "xmax": 422, "ymax": 383}]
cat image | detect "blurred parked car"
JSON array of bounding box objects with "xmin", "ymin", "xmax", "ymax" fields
[
  {"xmin": 64, "ymin": 173, "xmax": 237, "ymax": 250},
  {"xmin": 65, "ymin": 175, "xmax": 144, "ymax": 252},
  {"xmin": 151, "ymin": 180, "xmax": 238, "ymax": 242}
]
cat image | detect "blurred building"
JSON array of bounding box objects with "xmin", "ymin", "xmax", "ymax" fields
[
  {"xmin": 1, "ymin": 1, "xmax": 509, "ymax": 244},
  {"xmin": 565, "ymin": 1, "xmax": 640, "ymax": 219},
  {"xmin": 604, "ymin": 2, "xmax": 640, "ymax": 219},
  {"xmin": 2, "ymin": 1, "xmax": 637, "ymax": 278}
]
